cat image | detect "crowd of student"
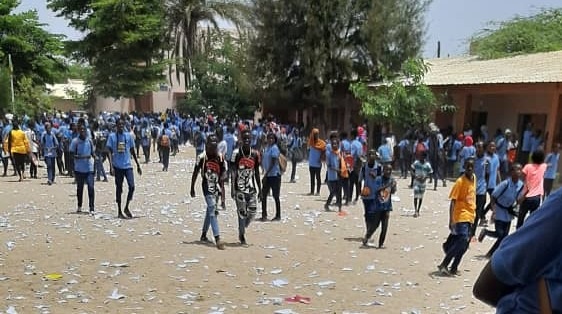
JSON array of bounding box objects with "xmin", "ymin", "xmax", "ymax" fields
[{"xmin": 1, "ymin": 110, "xmax": 560, "ymax": 312}]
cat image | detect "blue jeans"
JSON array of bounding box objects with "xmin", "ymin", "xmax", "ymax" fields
[
  {"xmin": 114, "ymin": 167, "xmax": 135, "ymax": 204},
  {"xmin": 202, "ymin": 194, "xmax": 220, "ymax": 237},
  {"xmin": 95, "ymin": 152, "xmax": 106, "ymax": 180},
  {"xmin": 45, "ymin": 156, "xmax": 56, "ymax": 183},
  {"xmin": 75, "ymin": 171, "xmax": 95, "ymax": 210},
  {"xmin": 441, "ymin": 222, "xmax": 471, "ymax": 271}
]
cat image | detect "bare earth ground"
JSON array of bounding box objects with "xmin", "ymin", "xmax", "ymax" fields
[{"xmin": 0, "ymin": 146, "xmax": 497, "ymax": 314}]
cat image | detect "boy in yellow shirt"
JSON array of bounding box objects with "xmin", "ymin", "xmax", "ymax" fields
[{"xmin": 438, "ymin": 158, "xmax": 476, "ymax": 276}]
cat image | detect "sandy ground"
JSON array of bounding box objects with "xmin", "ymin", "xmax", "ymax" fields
[{"xmin": 0, "ymin": 146, "xmax": 498, "ymax": 314}]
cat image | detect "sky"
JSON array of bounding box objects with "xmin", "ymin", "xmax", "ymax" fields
[{"xmin": 18, "ymin": 0, "xmax": 562, "ymax": 58}]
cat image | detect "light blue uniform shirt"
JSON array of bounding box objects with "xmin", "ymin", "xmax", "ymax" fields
[
  {"xmin": 308, "ymin": 146, "xmax": 323, "ymax": 168},
  {"xmin": 70, "ymin": 137, "xmax": 94, "ymax": 173},
  {"xmin": 262, "ymin": 144, "xmax": 280, "ymax": 177},
  {"xmin": 487, "ymin": 153, "xmax": 500, "ymax": 189},
  {"xmin": 326, "ymin": 149, "xmax": 340, "ymax": 181},
  {"xmin": 106, "ymin": 132, "xmax": 134, "ymax": 169},
  {"xmin": 492, "ymin": 179, "xmax": 523, "ymax": 222},
  {"xmin": 544, "ymin": 152, "xmax": 560, "ymax": 179},
  {"xmin": 41, "ymin": 132, "xmax": 59, "ymax": 158},
  {"xmin": 474, "ymin": 155, "xmax": 489, "ymax": 196}
]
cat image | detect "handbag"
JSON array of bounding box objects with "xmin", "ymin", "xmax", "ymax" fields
[{"xmin": 360, "ymin": 186, "xmax": 371, "ymax": 197}]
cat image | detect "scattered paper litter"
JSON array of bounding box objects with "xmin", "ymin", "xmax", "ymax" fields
[
  {"xmin": 271, "ymin": 279, "xmax": 289, "ymax": 287},
  {"xmin": 107, "ymin": 288, "xmax": 126, "ymax": 300}
]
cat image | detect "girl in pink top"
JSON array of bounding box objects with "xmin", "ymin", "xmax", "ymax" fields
[{"xmin": 516, "ymin": 149, "xmax": 547, "ymax": 229}]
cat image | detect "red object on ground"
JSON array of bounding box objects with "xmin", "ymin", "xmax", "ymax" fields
[{"xmin": 284, "ymin": 295, "xmax": 311, "ymax": 304}]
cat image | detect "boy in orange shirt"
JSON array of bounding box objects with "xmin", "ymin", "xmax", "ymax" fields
[{"xmin": 438, "ymin": 158, "xmax": 476, "ymax": 276}]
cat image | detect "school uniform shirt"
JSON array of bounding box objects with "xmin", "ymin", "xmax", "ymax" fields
[
  {"xmin": 360, "ymin": 163, "xmax": 379, "ymax": 202},
  {"xmin": 308, "ymin": 145, "xmax": 324, "ymax": 168},
  {"xmin": 447, "ymin": 140, "xmax": 462, "ymax": 161},
  {"xmin": 326, "ymin": 149, "xmax": 341, "ymax": 181},
  {"xmin": 140, "ymin": 127, "xmax": 151, "ymax": 146},
  {"xmin": 492, "ymin": 179, "xmax": 524, "ymax": 222},
  {"xmin": 474, "ymin": 155, "xmax": 490, "ymax": 196},
  {"xmin": 458, "ymin": 145, "xmax": 476, "ymax": 172},
  {"xmin": 262, "ymin": 144, "xmax": 280, "ymax": 177},
  {"xmin": 398, "ymin": 139, "xmax": 409, "ymax": 159},
  {"xmin": 70, "ymin": 137, "xmax": 94, "ymax": 173},
  {"xmin": 486, "ymin": 153, "xmax": 500, "ymax": 190},
  {"xmin": 377, "ymin": 144, "xmax": 392, "ymax": 163},
  {"xmin": 41, "ymin": 132, "xmax": 59, "ymax": 158},
  {"xmin": 544, "ymin": 152, "xmax": 560, "ymax": 180},
  {"xmin": 224, "ymin": 133, "xmax": 237, "ymax": 161},
  {"xmin": 521, "ymin": 130, "xmax": 533, "ymax": 152},
  {"xmin": 106, "ymin": 131, "xmax": 135, "ymax": 169},
  {"xmin": 492, "ymin": 188, "xmax": 562, "ymax": 313},
  {"xmin": 495, "ymin": 135, "xmax": 508, "ymax": 160},
  {"xmin": 448, "ymin": 175, "xmax": 476, "ymax": 224}
]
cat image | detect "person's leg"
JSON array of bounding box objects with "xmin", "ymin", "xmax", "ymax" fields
[
  {"xmin": 325, "ymin": 180, "xmax": 335, "ymax": 210},
  {"xmin": 114, "ymin": 168, "xmax": 125, "ymax": 218},
  {"xmin": 486, "ymin": 220, "xmax": 510, "ymax": 257},
  {"xmin": 2, "ymin": 156, "xmax": 8, "ymax": 176},
  {"xmin": 363, "ymin": 216, "xmax": 376, "ymax": 245},
  {"xmin": 449, "ymin": 223, "xmax": 471, "ymax": 274},
  {"xmin": 75, "ymin": 172, "xmax": 85, "ymax": 211},
  {"xmin": 87, "ymin": 172, "xmax": 95, "ymax": 213},
  {"xmin": 309, "ymin": 167, "xmax": 315, "ymax": 194},
  {"xmin": 516, "ymin": 198, "xmax": 531, "ymax": 229},
  {"xmin": 290, "ymin": 158, "xmax": 297, "ymax": 182},
  {"xmin": 123, "ymin": 168, "xmax": 135, "ymax": 217},
  {"xmin": 544, "ymin": 178, "xmax": 553, "ymax": 199},
  {"xmin": 471, "ymin": 194, "xmax": 487, "ymax": 237},
  {"xmin": 314, "ymin": 167, "xmax": 321, "ymax": 194},
  {"xmin": 143, "ymin": 145, "xmax": 150, "ymax": 163},
  {"xmin": 46, "ymin": 157, "xmax": 55, "ymax": 183},
  {"xmin": 335, "ymin": 178, "xmax": 343, "ymax": 211},
  {"xmin": 378, "ymin": 211, "xmax": 390, "ymax": 248},
  {"xmin": 204, "ymin": 194, "xmax": 224, "ymax": 249},
  {"xmin": 260, "ymin": 176, "xmax": 271, "ymax": 220},
  {"xmin": 236, "ymin": 192, "xmax": 248, "ymax": 244},
  {"xmin": 271, "ymin": 175, "xmax": 281, "ymax": 220},
  {"xmin": 341, "ymin": 177, "xmax": 349, "ymax": 204},
  {"xmin": 162, "ymin": 147, "xmax": 170, "ymax": 170}
]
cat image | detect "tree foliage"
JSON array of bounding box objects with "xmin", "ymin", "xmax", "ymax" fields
[
  {"xmin": 178, "ymin": 30, "xmax": 257, "ymax": 119},
  {"xmin": 249, "ymin": 0, "xmax": 430, "ymax": 123},
  {"xmin": 48, "ymin": 0, "xmax": 168, "ymax": 99},
  {"xmin": 350, "ymin": 58, "xmax": 438, "ymax": 128},
  {"xmin": 165, "ymin": 0, "xmax": 250, "ymax": 89},
  {"xmin": 470, "ymin": 8, "xmax": 562, "ymax": 59}
]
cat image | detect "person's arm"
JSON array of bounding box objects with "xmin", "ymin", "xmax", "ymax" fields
[
  {"xmin": 129, "ymin": 135, "xmax": 142, "ymax": 175},
  {"xmin": 254, "ymin": 153, "xmax": 262, "ymax": 200},
  {"xmin": 448, "ymin": 200, "xmax": 455, "ymax": 231},
  {"xmin": 190, "ymin": 159, "xmax": 201, "ymax": 197}
]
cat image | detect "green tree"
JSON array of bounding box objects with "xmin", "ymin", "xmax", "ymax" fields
[
  {"xmin": 165, "ymin": 0, "xmax": 250, "ymax": 89},
  {"xmin": 0, "ymin": 67, "xmax": 11, "ymax": 112},
  {"xmin": 249, "ymin": 0, "xmax": 430, "ymax": 127},
  {"xmin": 48, "ymin": 0, "xmax": 167, "ymax": 102},
  {"xmin": 470, "ymin": 8, "xmax": 562, "ymax": 59},
  {"xmin": 350, "ymin": 58, "xmax": 438, "ymax": 129},
  {"xmin": 178, "ymin": 30, "xmax": 257, "ymax": 119}
]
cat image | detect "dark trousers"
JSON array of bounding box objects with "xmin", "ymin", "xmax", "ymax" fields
[
  {"xmin": 326, "ymin": 179, "xmax": 342, "ymax": 208},
  {"xmin": 483, "ymin": 220, "xmax": 511, "ymax": 257},
  {"xmin": 349, "ymin": 170, "xmax": 360, "ymax": 201},
  {"xmin": 444, "ymin": 160, "xmax": 456, "ymax": 178},
  {"xmin": 45, "ymin": 156, "xmax": 56, "ymax": 183},
  {"xmin": 161, "ymin": 147, "xmax": 170, "ymax": 170},
  {"xmin": 544, "ymin": 178, "xmax": 554, "ymax": 198},
  {"xmin": 516, "ymin": 195, "xmax": 541, "ymax": 229},
  {"xmin": 12, "ymin": 153, "xmax": 26, "ymax": 177},
  {"xmin": 1, "ymin": 156, "xmax": 9, "ymax": 175},
  {"xmin": 75, "ymin": 171, "xmax": 95, "ymax": 210},
  {"xmin": 399, "ymin": 157, "xmax": 409, "ymax": 178},
  {"xmin": 114, "ymin": 167, "xmax": 135, "ymax": 204},
  {"xmin": 309, "ymin": 166, "xmax": 321, "ymax": 194},
  {"xmin": 364, "ymin": 210, "xmax": 390, "ymax": 247},
  {"xmin": 29, "ymin": 152, "xmax": 38, "ymax": 178},
  {"xmin": 290, "ymin": 158, "xmax": 297, "ymax": 181},
  {"xmin": 341, "ymin": 177, "xmax": 350, "ymax": 203},
  {"xmin": 471, "ymin": 194, "xmax": 487, "ymax": 237},
  {"xmin": 94, "ymin": 152, "xmax": 107, "ymax": 180},
  {"xmin": 262, "ymin": 175, "xmax": 281, "ymax": 218},
  {"xmin": 142, "ymin": 145, "xmax": 150, "ymax": 163},
  {"xmin": 440, "ymin": 222, "xmax": 471, "ymax": 272}
]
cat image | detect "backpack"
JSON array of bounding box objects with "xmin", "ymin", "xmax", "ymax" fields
[
  {"xmin": 339, "ymin": 153, "xmax": 349, "ymax": 178},
  {"xmin": 278, "ymin": 153, "xmax": 287, "ymax": 174},
  {"xmin": 495, "ymin": 181, "xmax": 524, "ymax": 216},
  {"xmin": 160, "ymin": 134, "xmax": 170, "ymax": 147},
  {"xmin": 343, "ymin": 150, "xmax": 354, "ymax": 172}
]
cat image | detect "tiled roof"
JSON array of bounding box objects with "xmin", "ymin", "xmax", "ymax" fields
[{"xmin": 424, "ymin": 50, "xmax": 562, "ymax": 86}]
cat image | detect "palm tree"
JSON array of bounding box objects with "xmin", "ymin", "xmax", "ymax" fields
[{"xmin": 165, "ymin": 0, "xmax": 250, "ymax": 90}]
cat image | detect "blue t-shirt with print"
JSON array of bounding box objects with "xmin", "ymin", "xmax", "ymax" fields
[
  {"xmin": 262, "ymin": 144, "xmax": 280, "ymax": 177},
  {"xmin": 70, "ymin": 137, "xmax": 94, "ymax": 173},
  {"xmin": 106, "ymin": 132, "xmax": 134, "ymax": 169}
]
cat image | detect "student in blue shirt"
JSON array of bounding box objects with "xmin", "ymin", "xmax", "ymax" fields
[
  {"xmin": 41, "ymin": 122, "xmax": 59, "ymax": 185},
  {"xmin": 106, "ymin": 118, "xmax": 142, "ymax": 219},
  {"xmin": 349, "ymin": 129, "xmax": 364, "ymax": 203},
  {"xmin": 478, "ymin": 163, "xmax": 523, "ymax": 257},
  {"xmin": 543, "ymin": 143, "xmax": 560, "ymax": 199},
  {"xmin": 325, "ymin": 133, "xmax": 344, "ymax": 212},
  {"xmin": 260, "ymin": 132, "xmax": 282, "ymax": 221},
  {"xmin": 470, "ymin": 142, "xmax": 489, "ymax": 238},
  {"xmin": 70, "ymin": 124, "xmax": 95, "ymax": 215},
  {"xmin": 361, "ymin": 151, "xmax": 396, "ymax": 249},
  {"xmin": 474, "ymin": 187, "xmax": 562, "ymax": 313}
]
